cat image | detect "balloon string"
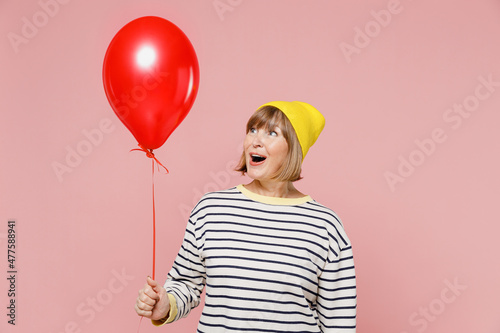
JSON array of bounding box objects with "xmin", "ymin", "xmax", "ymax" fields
[
  {"xmin": 131, "ymin": 144, "xmax": 168, "ymax": 333},
  {"xmin": 151, "ymin": 158, "xmax": 156, "ymax": 280},
  {"xmin": 130, "ymin": 144, "xmax": 168, "ymax": 279},
  {"xmin": 137, "ymin": 316, "xmax": 144, "ymax": 333}
]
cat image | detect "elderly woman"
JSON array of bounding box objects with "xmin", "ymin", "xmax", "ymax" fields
[{"xmin": 135, "ymin": 101, "xmax": 357, "ymax": 332}]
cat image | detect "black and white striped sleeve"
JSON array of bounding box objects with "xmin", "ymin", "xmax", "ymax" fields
[
  {"xmin": 317, "ymin": 216, "xmax": 357, "ymax": 332},
  {"xmin": 163, "ymin": 214, "xmax": 206, "ymax": 321}
]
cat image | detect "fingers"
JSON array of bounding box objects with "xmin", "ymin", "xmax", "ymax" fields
[
  {"xmin": 135, "ymin": 289, "xmax": 156, "ymax": 317},
  {"xmin": 147, "ymin": 276, "xmax": 158, "ymax": 288},
  {"xmin": 135, "ymin": 276, "xmax": 162, "ymax": 318},
  {"xmin": 134, "ymin": 301, "xmax": 153, "ymax": 317},
  {"xmin": 138, "ymin": 287, "xmax": 157, "ymax": 305},
  {"xmin": 141, "ymin": 278, "xmax": 160, "ymax": 300},
  {"xmin": 147, "ymin": 276, "xmax": 165, "ymax": 294}
]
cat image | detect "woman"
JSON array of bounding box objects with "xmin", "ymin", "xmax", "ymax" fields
[{"xmin": 135, "ymin": 101, "xmax": 357, "ymax": 332}]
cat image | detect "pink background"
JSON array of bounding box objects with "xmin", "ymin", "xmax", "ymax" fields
[{"xmin": 1, "ymin": 0, "xmax": 499, "ymax": 332}]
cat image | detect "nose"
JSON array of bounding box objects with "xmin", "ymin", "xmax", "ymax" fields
[{"xmin": 251, "ymin": 131, "xmax": 263, "ymax": 147}]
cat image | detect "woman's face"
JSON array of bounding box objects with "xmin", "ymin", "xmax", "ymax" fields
[{"xmin": 243, "ymin": 125, "xmax": 288, "ymax": 182}]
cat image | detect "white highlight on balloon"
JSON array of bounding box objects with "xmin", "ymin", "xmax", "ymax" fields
[
  {"xmin": 184, "ymin": 66, "xmax": 195, "ymax": 104},
  {"xmin": 136, "ymin": 46, "xmax": 156, "ymax": 68}
]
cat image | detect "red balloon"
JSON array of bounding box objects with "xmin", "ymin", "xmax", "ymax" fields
[{"xmin": 103, "ymin": 16, "xmax": 199, "ymax": 150}]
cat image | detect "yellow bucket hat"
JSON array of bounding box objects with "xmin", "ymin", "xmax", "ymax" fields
[{"xmin": 258, "ymin": 101, "xmax": 325, "ymax": 160}]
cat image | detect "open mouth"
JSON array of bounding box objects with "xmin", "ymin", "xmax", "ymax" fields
[{"xmin": 250, "ymin": 154, "xmax": 267, "ymax": 164}]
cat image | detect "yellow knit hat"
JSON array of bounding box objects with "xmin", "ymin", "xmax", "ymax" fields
[{"xmin": 258, "ymin": 101, "xmax": 325, "ymax": 160}]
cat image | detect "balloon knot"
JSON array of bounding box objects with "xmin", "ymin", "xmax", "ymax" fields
[{"xmin": 130, "ymin": 144, "xmax": 169, "ymax": 173}]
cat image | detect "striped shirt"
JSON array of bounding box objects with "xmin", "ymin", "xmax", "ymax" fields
[{"xmin": 162, "ymin": 185, "xmax": 356, "ymax": 332}]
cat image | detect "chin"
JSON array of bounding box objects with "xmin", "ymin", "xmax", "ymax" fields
[
  {"xmin": 246, "ymin": 170, "xmax": 264, "ymax": 180},
  {"xmin": 246, "ymin": 171, "xmax": 259, "ymax": 180}
]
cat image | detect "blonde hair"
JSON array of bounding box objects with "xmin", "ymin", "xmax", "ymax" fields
[{"xmin": 235, "ymin": 105, "xmax": 303, "ymax": 182}]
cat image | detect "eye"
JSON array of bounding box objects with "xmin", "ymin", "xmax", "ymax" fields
[
  {"xmin": 249, "ymin": 128, "xmax": 257, "ymax": 134},
  {"xmin": 269, "ymin": 130, "xmax": 278, "ymax": 137}
]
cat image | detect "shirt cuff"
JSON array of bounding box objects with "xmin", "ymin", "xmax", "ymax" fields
[{"xmin": 151, "ymin": 293, "xmax": 178, "ymax": 326}]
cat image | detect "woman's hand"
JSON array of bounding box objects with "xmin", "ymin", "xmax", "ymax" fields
[{"xmin": 134, "ymin": 276, "xmax": 170, "ymax": 321}]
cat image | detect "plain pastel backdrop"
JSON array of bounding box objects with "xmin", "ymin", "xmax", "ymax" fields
[{"xmin": 1, "ymin": 0, "xmax": 499, "ymax": 332}]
